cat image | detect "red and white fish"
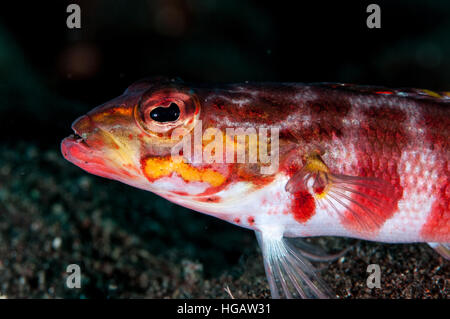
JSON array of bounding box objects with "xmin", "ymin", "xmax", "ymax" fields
[{"xmin": 61, "ymin": 78, "xmax": 449, "ymax": 298}]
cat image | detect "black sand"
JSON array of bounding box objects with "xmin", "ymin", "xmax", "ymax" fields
[{"xmin": 0, "ymin": 143, "xmax": 447, "ymax": 298}]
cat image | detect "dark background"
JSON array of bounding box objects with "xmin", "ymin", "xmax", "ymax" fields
[
  {"xmin": 0, "ymin": 0, "xmax": 448, "ymax": 298},
  {"xmin": 1, "ymin": 0, "xmax": 449, "ymax": 145}
]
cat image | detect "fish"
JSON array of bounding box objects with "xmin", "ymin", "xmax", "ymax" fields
[{"xmin": 61, "ymin": 77, "xmax": 449, "ymax": 298}]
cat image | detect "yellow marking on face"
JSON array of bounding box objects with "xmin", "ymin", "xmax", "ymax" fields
[
  {"xmin": 143, "ymin": 157, "xmax": 226, "ymax": 187},
  {"xmin": 112, "ymin": 107, "xmax": 133, "ymax": 116},
  {"xmin": 91, "ymin": 107, "xmax": 133, "ymax": 122},
  {"xmin": 96, "ymin": 128, "xmax": 134, "ymax": 165}
]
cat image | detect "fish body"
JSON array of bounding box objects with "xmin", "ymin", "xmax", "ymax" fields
[{"xmin": 61, "ymin": 78, "xmax": 449, "ymax": 298}]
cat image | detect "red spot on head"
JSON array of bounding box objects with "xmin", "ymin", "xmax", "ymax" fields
[{"xmin": 291, "ymin": 191, "xmax": 316, "ymax": 223}]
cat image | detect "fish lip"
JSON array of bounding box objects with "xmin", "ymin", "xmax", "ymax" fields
[
  {"xmin": 70, "ymin": 132, "xmax": 84, "ymax": 142},
  {"xmin": 65, "ymin": 132, "xmax": 90, "ymax": 148},
  {"xmin": 61, "ymin": 134, "xmax": 90, "ymax": 155},
  {"xmin": 68, "ymin": 115, "xmax": 93, "ymax": 146},
  {"xmin": 62, "ymin": 127, "xmax": 91, "ymax": 153}
]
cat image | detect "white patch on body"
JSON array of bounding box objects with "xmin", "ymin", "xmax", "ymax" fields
[
  {"xmin": 230, "ymin": 98, "xmax": 251, "ymax": 107},
  {"xmin": 151, "ymin": 175, "xmax": 210, "ymax": 195},
  {"xmin": 374, "ymin": 148, "xmax": 438, "ymax": 242}
]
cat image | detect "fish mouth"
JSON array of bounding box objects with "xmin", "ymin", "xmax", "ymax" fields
[
  {"xmin": 61, "ymin": 132, "xmax": 91, "ymax": 163},
  {"xmin": 63, "ymin": 115, "xmax": 94, "ymax": 148},
  {"xmin": 61, "ymin": 116, "xmax": 146, "ymax": 188},
  {"xmin": 61, "ymin": 121, "xmax": 120, "ymax": 181},
  {"xmin": 61, "ymin": 115, "xmax": 96, "ymax": 163},
  {"xmin": 66, "ymin": 132, "xmax": 89, "ymax": 147},
  {"xmin": 61, "ymin": 132, "xmax": 90, "ymax": 156}
]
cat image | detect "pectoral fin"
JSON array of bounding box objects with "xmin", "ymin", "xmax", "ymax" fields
[{"xmin": 286, "ymin": 153, "xmax": 397, "ymax": 233}]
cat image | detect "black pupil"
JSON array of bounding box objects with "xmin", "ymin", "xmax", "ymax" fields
[{"xmin": 150, "ymin": 103, "xmax": 180, "ymax": 122}]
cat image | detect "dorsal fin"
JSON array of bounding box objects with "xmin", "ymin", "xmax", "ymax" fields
[{"xmin": 315, "ymin": 83, "xmax": 450, "ymax": 103}]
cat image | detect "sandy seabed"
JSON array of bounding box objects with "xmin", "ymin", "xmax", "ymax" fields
[{"xmin": 0, "ymin": 143, "xmax": 447, "ymax": 299}]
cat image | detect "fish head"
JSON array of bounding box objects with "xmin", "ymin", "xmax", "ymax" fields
[
  {"xmin": 61, "ymin": 78, "xmax": 217, "ymax": 197},
  {"xmin": 62, "ymin": 78, "xmax": 287, "ymax": 215}
]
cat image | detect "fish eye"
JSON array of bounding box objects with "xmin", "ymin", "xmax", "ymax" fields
[
  {"xmin": 134, "ymin": 86, "xmax": 200, "ymax": 136},
  {"xmin": 150, "ymin": 103, "xmax": 180, "ymax": 122}
]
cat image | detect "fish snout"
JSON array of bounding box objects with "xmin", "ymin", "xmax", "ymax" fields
[{"xmin": 71, "ymin": 115, "xmax": 94, "ymax": 139}]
